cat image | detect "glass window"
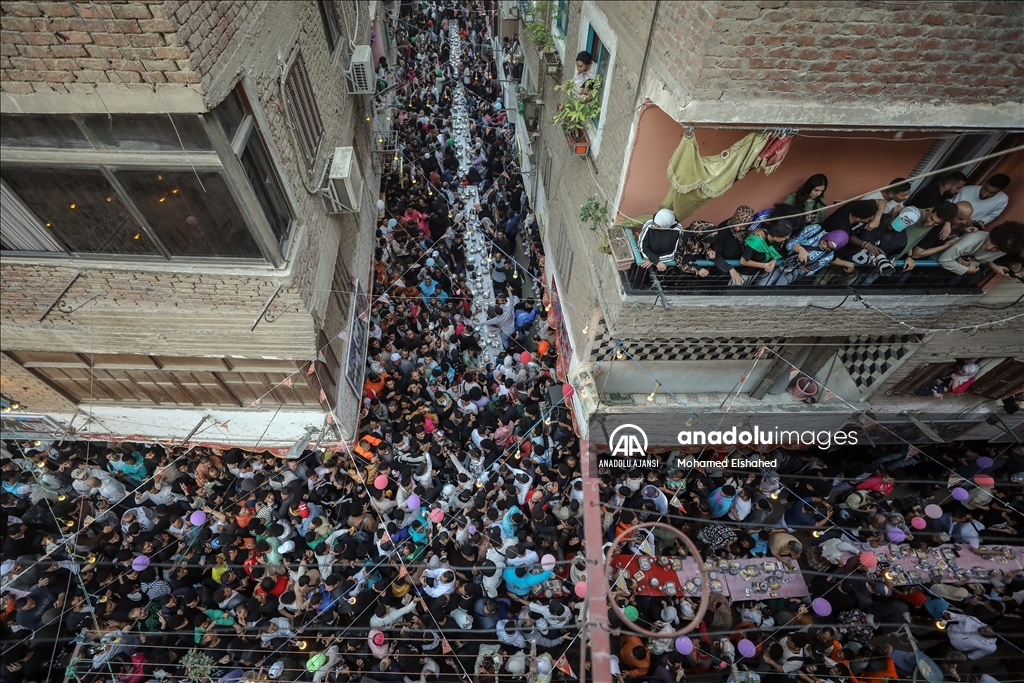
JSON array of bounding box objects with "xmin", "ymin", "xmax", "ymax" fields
[
  {"xmin": 318, "ymin": 0, "xmax": 341, "ymax": 53},
  {"xmin": 114, "ymin": 170, "xmax": 262, "ymax": 258},
  {"xmin": 79, "ymin": 114, "xmax": 212, "ymax": 152},
  {"xmin": 240, "ymin": 131, "xmax": 292, "ymax": 246},
  {"xmin": 0, "ymin": 114, "xmax": 91, "ymax": 150},
  {"xmin": 0, "ymin": 167, "xmax": 162, "ymax": 256},
  {"xmin": 213, "ymin": 89, "xmax": 247, "ymax": 146},
  {"xmin": 586, "ymin": 26, "xmax": 609, "ymax": 126},
  {"xmin": 556, "ymin": 0, "xmax": 569, "ymax": 36}
]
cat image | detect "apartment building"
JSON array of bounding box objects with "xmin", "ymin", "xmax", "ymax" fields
[
  {"xmin": 0, "ymin": 1, "xmax": 393, "ymax": 448},
  {"xmin": 504, "ymin": 0, "xmax": 1024, "ymax": 446}
]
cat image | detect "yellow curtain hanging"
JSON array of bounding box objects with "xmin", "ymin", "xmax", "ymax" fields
[{"xmin": 660, "ymin": 131, "xmax": 772, "ymax": 220}]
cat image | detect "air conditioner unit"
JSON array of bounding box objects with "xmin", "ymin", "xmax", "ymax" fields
[
  {"xmin": 321, "ymin": 146, "xmax": 363, "ymax": 214},
  {"xmin": 345, "ymin": 44, "xmax": 373, "ymax": 95}
]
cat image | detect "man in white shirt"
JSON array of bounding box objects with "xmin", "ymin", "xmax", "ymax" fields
[
  {"xmin": 954, "ymin": 174, "xmax": 1010, "ymax": 227},
  {"xmin": 863, "ymin": 178, "xmax": 911, "ymax": 228},
  {"xmin": 944, "ymin": 611, "xmax": 998, "ymax": 660}
]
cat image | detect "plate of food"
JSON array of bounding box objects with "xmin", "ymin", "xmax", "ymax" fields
[
  {"xmin": 634, "ymin": 570, "xmax": 646, "ymax": 581},
  {"xmin": 684, "ymin": 581, "xmax": 697, "ymax": 594},
  {"xmin": 768, "ymin": 579, "xmax": 781, "ymax": 590},
  {"xmin": 711, "ymin": 579, "xmax": 724, "ymax": 593},
  {"xmin": 664, "ymin": 581, "xmax": 677, "ymax": 595},
  {"xmin": 755, "ymin": 581, "xmax": 769, "ymax": 593},
  {"xmin": 763, "ymin": 561, "xmax": 776, "ymax": 572},
  {"xmin": 672, "ymin": 558, "xmax": 683, "ymax": 571},
  {"xmin": 658, "ymin": 556, "xmax": 671, "ymax": 567},
  {"xmin": 638, "ymin": 558, "xmax": 652, "ymax": 571},
  {"xmin": 649, "ymin": 577, "xmax": 660, "ymax": 588}
]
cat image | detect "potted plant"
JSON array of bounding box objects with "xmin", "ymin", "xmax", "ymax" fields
[
  {"xmin": 579, "ymin": 196, "xmax": 609, "ymax": 231},
  {"xmin": 552, "ymin": 75, "xmax": 602, "ymax": 156},
  {"xmin": 522, "ymin": 0, "xmax": 560, "ymax": 74}
]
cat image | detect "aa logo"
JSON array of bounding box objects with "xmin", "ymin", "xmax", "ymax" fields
[{"xmin": 609, "ymin": 424, "xmax": 648, "ymax": 458}]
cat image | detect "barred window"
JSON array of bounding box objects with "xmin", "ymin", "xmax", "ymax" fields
[{"xmin": 284, "ymin": 49, "xmax": 325, "ymax": 173}]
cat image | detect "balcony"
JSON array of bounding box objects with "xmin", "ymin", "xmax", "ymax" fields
[{"xmin": 615, "ymin": 225, "xmax": 987, "ymax": 298}]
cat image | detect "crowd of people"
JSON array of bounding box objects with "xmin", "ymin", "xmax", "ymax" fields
[
  {"xmin": 637, "ymin": 171, "xmax": 1023, "ymax": 288},
  {"xmin": 3, "ymin": 3, "xmax": 1023, "ymax": 683}
]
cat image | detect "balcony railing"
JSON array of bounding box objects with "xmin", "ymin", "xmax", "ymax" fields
[{"xmin": 615, "ymin": 226, "xmax": 987, "ymax": 297}]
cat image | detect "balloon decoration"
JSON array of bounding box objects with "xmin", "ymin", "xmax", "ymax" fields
[
  {"xmin": 976, "ymin": 456, "xmax": 993, "ymax": 469},
  {"xmin": 623, "ymin": 605, "xmax": 639, "ymax": 621},
  {"xmin": 811, "ymin": 598, "xmax": 832, "ymax": 617},
  {"xmin": 887, "ymin": 528, "xmax": 906, "ymax": 543},
  {"xmin": 406, "ymin": 494, "xmax": 421, "ymax": 510},
  {"xmin": 951, "ymin": 487, "xmax": 969, "ymax": 501},
  {"xmin": 429, "ymin": 508, "xmax": 445, "ymax": 523},
  {"xmin": 519, "ymin": 351, "xmax": 531, "ymax": 364},
  {"xmin": 910, "ymin": 516, "xmax": 927, "ymax": 530},
  {"xmin": 189, "ymin": 510, "xmax": 207, "ymax": 526},
  {"xmin": 675, "ymin": 637, "xmax": 693, "ymax": 655},
  {"xmin": 540, "ymin": 554, "xmax": 556, "ymax": 570},
  {"xmin": 561, "ymin": 383, "xmax": 575, "ymax": 398},
  {"xmin": 131, "ymin": 555, "xmax": 150, "ymax": 571},
  {"xmin": 374, "ymin": 474, "xmax": 389, "ymax": 490},
  {"xmin": 426, "ymin": 258, "xmax": 435, "ymax": 266},
  {"xmin": 574, "ymin": 581, "xmax": 587, "ymax": 598},
  {"xmin": 925, "ymin": 504, "xmax": 943, "ymax": 519},
  {"xmin": 737, "ymin": 639, "xmax": 757, "ymax": 658},
  {"xmin": 974, "ymin": 474, "xmax": 995, "ymax": 488},
  {"xmin": 859, "ymin": 551, "xmax": 878, "ymax": 569}
]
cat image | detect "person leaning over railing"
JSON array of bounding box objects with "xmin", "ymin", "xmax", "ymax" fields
[{"xmin": 938, "ymin": 220, "xmax": 1024, "ymax": 281}]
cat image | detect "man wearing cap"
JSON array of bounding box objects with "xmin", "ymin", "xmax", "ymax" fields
[{"xmin": 638, "ymin": 209, "xmax": 682, "ymax": 272}]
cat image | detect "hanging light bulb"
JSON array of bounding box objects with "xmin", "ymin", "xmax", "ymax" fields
[
  {"xmin": 582, "ymin": 325, "xmax": 589, "ymax": 335},
  {"xmin": 512, "ymin": 269, "xmax": 518, "ymax": 279},
  {"xmin": 87, "ymin": 554, "xmax": 97, "ymax": 564},
  {"xmin": 615, "ymin": 345, "xmax": 624, "ymax": 360},
  {"xmin": 647, "ymin": 383, "xmax": 658, "ymax": 402},
  {"xmin": 298, "ymin": 640, "xmax": 309, "ymax": 650},
  {"xmin": 935, "ymin": 620, "xmax": 946, "ymax": 630},
  {"xmin": 770, "ymin": 491, "xmax": 780, "ymax": 500},
  {"xmin": 57, "ymin": 494, "xmax": 66, "ymax": 501},
  {"xmin": 812, "ymin": 530, "xmax": 822, "ymax": 538}
]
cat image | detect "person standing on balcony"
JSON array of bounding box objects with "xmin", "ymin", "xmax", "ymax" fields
[
  {"xmin": 908, "ymin": 171, "xmax": 967, "ymax": 211},
  {"xmin": 783, "ymin": 174, "xmax": 829, "ymax": 225},
  {"xmin": 939, "ymin": 220, "xmax": 1024, "ymax": 280},
  {"xmin": 861, "ymin": 178, "xmax": 912, "ymax": 229},
  {"xmin": 954, "ymin": 174, "xmax": 1011, "ymax": 227},
  {"xmin": 638, "ymin": 209, "xmax": 682, "ymax": 272}
]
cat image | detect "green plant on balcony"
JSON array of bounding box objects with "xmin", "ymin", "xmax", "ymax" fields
[
  {"xmin": 523, "ymin": 0, "xmax": 555, "ymax": 52},
  {"xmin": 552, "ymin": 75, "xmax": 602, "ymax": 140},
  {"xmin": 579, "ymin": 196, "xmax": 610, "ymax": 231}
]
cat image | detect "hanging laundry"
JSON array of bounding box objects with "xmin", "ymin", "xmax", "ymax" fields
[{"xmin": 752, "ymin": 131, "xmax": 793, "ymax": 175}]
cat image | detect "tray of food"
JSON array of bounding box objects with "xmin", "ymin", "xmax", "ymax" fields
[
  {"xmin": 664, "ymin": 581, "xmax": 677, "ymax": 595},
  {"xmin": 672, "ymin": 558, "xmax": 683, "ymax": 571},
  {"xmin": 638, "ymin": 557, "xmax": 652, "ymax": 571}
]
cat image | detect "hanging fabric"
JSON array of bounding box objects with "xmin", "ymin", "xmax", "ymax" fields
[
  {"xmin": 660, "ymin": 131, "xmax": 772, "ymax": 219},
  {"xmin": 752, "ymin": 131, "xmax": 792, "ymax": 175}
]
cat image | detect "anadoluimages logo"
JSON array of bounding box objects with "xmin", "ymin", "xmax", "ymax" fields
[{"xmin": 609, "ymin": 423, "xmax": 648, "ymax": 457}]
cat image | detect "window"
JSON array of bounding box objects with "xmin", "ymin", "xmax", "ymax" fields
[
  {"xmin": 4, "ymin": 350, "xmax": 324, "ymax": 407},
  {"xmin": 0, "ymin": 104, "xmax": 292, "ymax": 263},
  {"xmin": 213, "ymin": 84, "xmax": 296, "ymax": 250},
  {"xmin": 586, "ymin": 25, "xmax": 609, "ymax": 126},
  {"xmin": 555, "ymin": 0, "xmax": 569, "ymax": 37},
  {"xmin": 284, "ymin": 49, "xmax": 326, "ymax": 173},
  {"xmin": 556, "ymin": 218, "xmax": 574, "ymax": 284},
  {"xmin": 318, "ymin": 0, "xmax": 342, "ymax": 54}
]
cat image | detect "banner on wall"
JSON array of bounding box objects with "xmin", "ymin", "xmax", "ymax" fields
[{"xmin": 345, "ymin": 278, "xmax": 371, "ymax": 397}]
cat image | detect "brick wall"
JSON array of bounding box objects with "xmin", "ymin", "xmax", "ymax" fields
[
  {"xmin": 0, "ymin": 351, "xmax": 77, "ymax": 413},
  {"xmin": 662, "ymin": 0, "xmax": 1024, "ymax": 106},
  {"xmin": 0, "ymin": 0, "xmax": 200, "ymax": 93}
]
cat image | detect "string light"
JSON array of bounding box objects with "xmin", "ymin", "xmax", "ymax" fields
[
  {"xmin": 69, "ymin": 203, "xmax": 76, "ymax": 209},
  {"xmin": 935, "ymin": 620, "xmax": 946, "ymax": 630},
  {"xmin": 582, "ymin": 325, "xmax": 589, "ymax": 334},
  {"xmin": 647, "ymin": 382, "xmax": 659, "ymax": 402}
]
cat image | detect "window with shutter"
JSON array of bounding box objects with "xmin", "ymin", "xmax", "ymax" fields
[
  {"xmin": 970, "ymin": 359, "xmax": 1024, "ymax": 399},
  {"xmin": 284, "ymin": 49, "xmax": 325, "ymax": 173}
]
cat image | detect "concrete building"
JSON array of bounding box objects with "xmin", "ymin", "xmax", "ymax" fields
[
  {"xmin": 0, "ymin": 1, "xmax": 395, "ymax": 448},
  {"xmin": 502, "ymin": 0, "xmax": 1024, "ymax": 446}
]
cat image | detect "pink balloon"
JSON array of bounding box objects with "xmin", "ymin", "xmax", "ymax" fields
[
  {"xmin": 406, "ymin": 494, "xmax": 421, "ymax": 510},
  {"xmin": 561, "ymin": 384, "xmax": 575, "ymax": 398},
  {"xmin": 951, "ymin": 487, "xmax": 969, "ymax": 501},
  {"xmin": 974, "ymin": 474, "xmax": 995, "ymax": 488},
  {"xmin": 374, "ymin": 474, "xmax": 389, "ymax": 490},
  {"xmin": 675, "ymin": 637, "xmax": 693, "ymax": 655},
  {"xmin": 811, "ymin": 598, "xmax": 832, "ymax": 617},
  {"xmin": 910, "ymin": 516, "xmax": 927, "ymax": 530},
  {"xmin": 429, "ymin": 508, "xmax": 444, "ymax": 523},
  {"xmin": 859, "ymin": 551, "xmax": 878, "ymax": 569},
  {"xmin": 131, "ymin": 555, "xmax": 150, "ymax": 572},
  {"xmin": 574, "ymin": 581, "xmax": 587, "ymax": 598},
  {"xmin": 519, "ymin": 351, "xmax": 531, "ymax": 364},
  {"xmin": 925, "ymin": 504, "xmax": 943, "ymax": 519},
  {"xmin": 737, "ymin": 638, "xmax": 757, "ymax": 658},
  {"xmin": 541, "ymin": 553, "xmax": 556, "ymax": 570}
]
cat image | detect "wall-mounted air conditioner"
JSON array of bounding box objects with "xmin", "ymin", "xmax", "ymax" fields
[
  {"xmin": 321, "ymin": 146, "xmax": 363, "ymax": 214},
  {"xmin": 345, "ymin": 44, "xmax": 374, "ymax": 95}
]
